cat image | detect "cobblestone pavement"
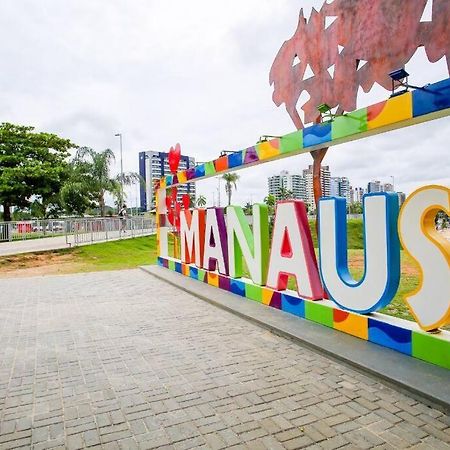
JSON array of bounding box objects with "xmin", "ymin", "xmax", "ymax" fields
[{"xmin": 0, "ymin": 270, "xmax": 449, "ymax": 450}]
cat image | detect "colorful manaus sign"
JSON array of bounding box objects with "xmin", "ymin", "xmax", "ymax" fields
[
  {"xmin": 156, "ymin": 77, "xmax": 450, "ymax": 368},
  {"xmin": 174, "ymin": 186, "xmax": 450, "ymax": 332}
]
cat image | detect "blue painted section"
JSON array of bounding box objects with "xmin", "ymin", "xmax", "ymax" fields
[
  {"xmin": 139, "ymin": 152, "xmax": 147, "ymax": 211},
  {"xmin": 230, "ymin": 279, "xmax": 246, "ymax": 297},
  {"xmin": 189, "ymin": 266, "xmax": 198, "ymax": 279},
  {"xmin": 157, "ymin": 256, "xmax": 163, "ymax": 267},
  {"xmin": 194, "ymin": 164, "xmax": 205, "ymax": 178},
  {"xmin": 318, "ymin": 193, "xmax": 400, "ymax": 314},
  {"xmin": 368, "ymin": 318, "xmax": 412, "ymax": 355},
  {"xmin": 166, "ymin": 175, "xmax": 173, "ymax": 186},
  {"xmin": 412, "ymin": 78, "xmax": 450, "ymax": 117},
  {"xmin": 175, "ymin": 262, "xmax": 182, "ymax": 273},
  {"xmin": 228, "ymin": 151, "xmax": 243, "ymax": 168},
  {"xmin": 303, "ymin": 123, "xmax": 332, "ymax": 148},
  {"xmin": 281, "ymin": 294, "xmax": 305, "ymax": 317}
]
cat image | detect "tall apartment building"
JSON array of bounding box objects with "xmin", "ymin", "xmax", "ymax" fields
[
  {"xmin": 268, "ymin": 170, "xmax": 306, "ymax": 201},
  {"xmin": 303, "ymin": 165, "xmax": 330, "ymax": 211},
  {"xmin": 353, "ymin": 187, "xmax": 365, "ymax": 203},
  {"xmin": 382, "ymin": 182, "xmax": 394, "ymax": 192},
  {"xmin": 330, "ymin": 177, "xmax": 350, "ymax": 202},
  {"xmin": 367, "ymin": 180, "xmax": 381, "ymax": 193},
  {"xmin": 139, "ymin": 150, "xmax": 196, "ymax": 211}
]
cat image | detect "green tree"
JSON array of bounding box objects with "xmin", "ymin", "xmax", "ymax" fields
[
  {"xmin": 348, "ymin": 201, "xmax": 363, "ymax": 214},
  {"xmin": 0, "ymin": 122, "xmax": 74, "ymax": 221},
  {"xmin": 222, "ymin": 172, "xmax": 240, "ymax": 206},
  {"xmin": 60, "ymin": 180, "xmax": 94, "ymax": 216},
  {"xmin": 196, "ymin": 195, "xmax": 207, "ymax": 207},
  {"xmin": 263, "ymin": 194, "xmax": 276, "ymax": 216},
  {"xmin": 279, "ymin": 187, "xmax": 294, "ymax": 200},
  {"xmin": 243, "ymin": 202, "xmax": 253, "ymax": 215},
  {"xmin": 73, "ymin": 147, "xmax": 119, "ymax": 216}
]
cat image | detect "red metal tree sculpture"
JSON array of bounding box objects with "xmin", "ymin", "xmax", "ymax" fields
[{"xmin": 270, "ymin": 0, "xmax": 450, "ymax": 210}]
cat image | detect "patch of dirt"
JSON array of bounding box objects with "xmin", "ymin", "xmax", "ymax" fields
[
  {"xmin": 0, "ymin": 251, "xmax": 82, "ymax": 278},
  {"xmin": 348, "ymin": 252, "xmax": 419, "ymax": 276}
]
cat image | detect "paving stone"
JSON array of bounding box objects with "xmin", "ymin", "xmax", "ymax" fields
[{"xmin": 0, "ymin": 270, "xmax": 448, "ymax": 450}]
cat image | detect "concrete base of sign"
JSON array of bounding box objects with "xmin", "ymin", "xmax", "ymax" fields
[{"xmin": 141, "ymin": 264, "xmax": 450, "ymax": 412}]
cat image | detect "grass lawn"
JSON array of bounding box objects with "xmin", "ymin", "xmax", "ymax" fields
[{"xmin": 0, "ymin": 235, "xmax": 158, "ymax": 276}]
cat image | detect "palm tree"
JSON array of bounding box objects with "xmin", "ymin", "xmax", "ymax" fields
[
  {"xmin": 243, "ymin": 202, "xmax": 253, "ymax": 215},
  {"xmin": 196, "ymin": 195, "xmax": 207, "ymax": 207},
  {"xmin": 223, "ymin": 173, "xmax": 240, "ymax": 206},
  {"xmin": 264, "ymin": 194, "xmax": 276, "ymax": 216},
  {"xmin": 279, "ymin": 187, "xmax": 294, "ymax": 200}
]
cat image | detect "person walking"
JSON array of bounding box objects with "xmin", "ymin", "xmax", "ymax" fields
[{"xmin": 119, "ymin": 204, "xmax": 128, "ymax": 233}]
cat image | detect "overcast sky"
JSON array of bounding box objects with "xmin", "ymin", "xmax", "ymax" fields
[{"xmin": 1, "ymin": 0, "xmax": 449, "ymax": 208}]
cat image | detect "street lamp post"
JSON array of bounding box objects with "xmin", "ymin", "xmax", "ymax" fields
[{"xmin": 114, "ymin": 133, "xmax": 124, "ymax": 209}]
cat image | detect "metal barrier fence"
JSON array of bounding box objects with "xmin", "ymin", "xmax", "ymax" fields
[
  {"xmin": 67, "ymin": 217, "xmax": 154, "ymax": 245},
  {"xmin": 0, "ymin": 217, "xmax": 155, "ymax": 245}
]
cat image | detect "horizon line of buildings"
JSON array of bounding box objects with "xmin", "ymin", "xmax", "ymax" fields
[{"xmin": 268, "ymin": 168, "xmax": 406, "ymax": 211}]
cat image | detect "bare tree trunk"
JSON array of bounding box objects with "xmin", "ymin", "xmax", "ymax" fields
[
  {"xmin": 227, "ymin": 183, "xmax": 232, "ymax": 206},
  {"xmin": 99, "ymin": 194, "xmax": 105, "ymax": 217},
  {"xmin": 2, "ymin": 202, "xmax": 11, "ymax": 221}
]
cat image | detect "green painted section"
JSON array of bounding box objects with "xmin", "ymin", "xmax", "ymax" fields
[
  {"xmin": 204, "ymin": 161, "xmax": 216, "ymax": 175},
  {"xmin": 197, "ymin": 268, "xmax": 206, "ymax": 282},
  {"xmin": 332, "ymin": 108, "xmax": 368, "ymax": 140},
  {"xmin": 245, "ymin": 283, "xmax": 262, "ymax": 302},
  {"xmin": 305, "ymin": 301, "xmax": 334, "ymax": 328},
  {"xmin": 412, "ymin": 331, "xmax": 450, "ymax": 370},
  {"xmin": 168, "ymin": 260, "xmax": 175, "ymax": 271},
  {"xmin": 280, "ymin": 129, "xmax": 303, "ymax": 154}
]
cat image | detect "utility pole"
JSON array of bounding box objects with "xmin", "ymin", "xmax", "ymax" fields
[
  {"xmin": 217, "ymin": 177, "xmax": 221, "ymax": 207},
  {"xmin": 115, "ymin": 133, "xmax": 124, "ymax": 209}
]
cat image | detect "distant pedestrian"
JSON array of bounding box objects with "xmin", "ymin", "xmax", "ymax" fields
[{"xmin": 119, "ymin": 204, "xmax": 128, "ymax": 232}]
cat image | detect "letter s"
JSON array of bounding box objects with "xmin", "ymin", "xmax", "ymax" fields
[{"xmin": 398, "ymin": 185, "xmax": 450, "ymax": 331}]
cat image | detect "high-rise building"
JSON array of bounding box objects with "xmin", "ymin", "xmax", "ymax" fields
[
  {"xmin": 139, "ymin": 150, "xmax": 196, "ymax": 211},
  {"xmin": 353, "ymin": 187, "xmax": 365, "ymax": 203},
  {"xmin": 330, "ymin": 176, "xmax": 350, "ymax": 202},
  {"xmin": 303, "ymin": 165, "xmax": 330, "ymax": 211},
  {"xmin": 397, "ymin": 192, "xmax": 406, "ymax": 207},
  {"xmin": 268, "ymin": 170, "xmax": 306, "ymax": 201},
  {"xmin": 367, "ymin": 180, "xmax": 381, "ymax": 193},
  {"xmin": 382, "ymin": 182, "xmax": 394, "ymax": 192},
  {"xmin": 330, "ymin": 177, "xmax": 340, "ymax": 197}
]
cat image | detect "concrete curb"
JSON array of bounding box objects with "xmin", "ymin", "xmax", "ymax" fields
[{"xmin": 140, "ymin": 265, "xmax": 450, "ymax": 413}]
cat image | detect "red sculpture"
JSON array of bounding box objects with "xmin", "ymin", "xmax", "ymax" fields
[
  {"xmin": 166, "ymin": 144, "xmax": 190, "ymax": 233},
  {"xmin": 270, "ymin": 0, "xmax": 450, "ymax": 128},
  {"xmin": 269, "ymin": 0, "xmax": 450, "ymax": 211}
]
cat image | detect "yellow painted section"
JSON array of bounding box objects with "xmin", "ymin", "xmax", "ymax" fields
[
  {"xmin": 178, "ymin": 171, "xmax": 187, "ymax": 183},
  {"xmin": 257, "ymin": 139, "xmax": 280, "ymax": 160},
  {"xmin": 262, "ymin": 288, "xmax": 274, "ymax": 305},
  {"xmin": 182, "ymin": 264, "xmax": 190, "ymax": 276},
  {"xmin": 159, "ymin": 178, "xmax": 166, "ymax": 189},
  {"xmin": 207, "ymin": 272, "xmax": 219, "ymax": 287},
  {"xmin": 368, "ymin": 93, "xmax": 412, "ymax": 130},
  {"xmin": 334, "ymin": 313, "xmax": 369, "ymax": 340}
]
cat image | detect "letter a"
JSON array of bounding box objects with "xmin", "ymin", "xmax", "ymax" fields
[{"xmin": 266, "ymin": 201, "xmax": 322, "ymax": 300}]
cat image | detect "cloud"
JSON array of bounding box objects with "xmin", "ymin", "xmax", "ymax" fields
[{"xmin": 0, "ymin": 0, "xmax": 448, "ymax": 209}]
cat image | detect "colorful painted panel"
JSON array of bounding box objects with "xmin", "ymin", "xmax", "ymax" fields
[
  {"xmin": 158, "ymin": 257, "xmax": 450, "ymax": 370},
  {"xmin": 161, "ymin": 78, "xmax": 450, "ymax": 188}
]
